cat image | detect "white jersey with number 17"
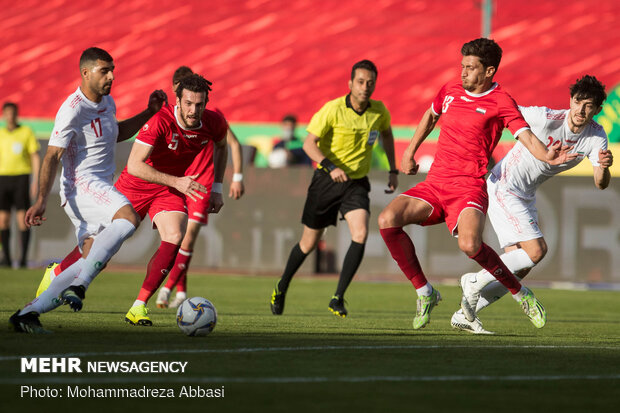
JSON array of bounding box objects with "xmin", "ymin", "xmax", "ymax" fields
[
  {"xmin": 490, "ymin": 105, "xmax": 608, "ymax": 198},
  {"xmin": 49, "ymin": 86, "xmax": 119, "ymax": 202}
]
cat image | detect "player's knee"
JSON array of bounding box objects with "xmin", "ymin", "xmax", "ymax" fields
[
  {"xmin": 299, "ymin": 239, "xmax": 317, "ymax": 254},
  {"xmin": 458, "ymin": 237, "xmax": 480, "ymax": 257},
  {"xmin": 350, "ymin": 228, "xmax": 368, "ymax": 244},
  {"xmin": 529, "ymin": 244, "xmax": 547, "ymax": 264},
  {"xmin": 378, "ymin": 208, "xmax": 398, "ymax": 229}
]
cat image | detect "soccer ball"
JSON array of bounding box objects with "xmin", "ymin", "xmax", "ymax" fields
[{"xmin": 176, "ymin": 297, "xmax": 217, "ymax": 336}]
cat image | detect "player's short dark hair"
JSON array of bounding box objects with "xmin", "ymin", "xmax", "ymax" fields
[
  {"xmin": 175, "ymin": 73, "xmax": 213, "ymax": 100},
  {"xmin": 351, "ymin": 60, "xmax": 378, "ymax": 80},
  {"xmin": 2, "ymin": 102, "xmax": 18, "ymax": 112},
  {"xmin": 79, "ymin": 47, "xmax": 113, "ymax": 69},
  {"xmin": 282, "ymin": 114, "xmax": 297, "ymax": 123},
  {"xmin": 570, "ymin": 75, "xmax": 607, "ymax": 107},
  {"xmin": 172, "ymin": 66, "xmax": 194, "ymax": 85},
  {"xmin": 461, "ymin": 38, "xmax": 502, "ymax": 70}
]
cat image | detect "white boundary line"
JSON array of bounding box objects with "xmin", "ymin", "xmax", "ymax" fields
[
  {"xmin": 1, "ymin": 344, "xmax": 619, "ymax": 362},
  {"xmin": 2, "ymin": 374, "xmax": 620, "ymax": 385}
]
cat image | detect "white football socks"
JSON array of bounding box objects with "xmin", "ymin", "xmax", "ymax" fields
[
  {"xmin": 20, "ymin": 259, "xmax": 84, "ymax": 315},
  {"xmin": 474, "ymin": 249, "xmax": 535, "ymax": 312},
  {"xmin": 72, "ymin": 218, "xmax": 136, "ymax": 290},
  {"xmin": 416, "ymin": 283, "xmax": 433, "ymax": 297}
]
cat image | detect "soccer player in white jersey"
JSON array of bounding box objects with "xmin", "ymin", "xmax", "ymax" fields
[
  {"xmin": 452, "ymin": 75, "xmax": 613, "ymax": 334},
  {"xmin": 9, "ymin": 47, "xmax": 166, "ymax": 333}
]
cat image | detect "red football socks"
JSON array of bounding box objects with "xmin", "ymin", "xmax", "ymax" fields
[
  {"xmin": 469, "ymin": 243, "xmax": 522, "ymax": 294},
  {"xmin": 380, "ymin": 227, "xmax": 428, "ymax": 289}
]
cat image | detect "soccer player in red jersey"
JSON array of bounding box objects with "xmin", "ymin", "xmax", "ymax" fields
[
  {"xmin": 378, "ymin": 38, "xmax": 577, "ymax": 330},
  {"xmin": 156, "ymin": 66, "xmax": 245, "ymax": 309},
  {"xmin": 117, "ymin": 73, "xmax": 228, "ymax": 326}
]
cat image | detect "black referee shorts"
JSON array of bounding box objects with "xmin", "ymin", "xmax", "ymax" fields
[
  {"xmin": 301, "ymin": 169, "xmax": 370, "ymax": 229},
  {"xmin": 0, "ymin": 174, "xmax": 30, "ymax": 211}
]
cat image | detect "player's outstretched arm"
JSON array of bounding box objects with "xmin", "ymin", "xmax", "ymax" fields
[
  {"xmin": 517, "ymin": 130, "xmax": 578, "ymax": 165},
  {"xmin": 594, "ymin": 149, "xmax": 613, "ymax": 189},
  {"xmin": 226, "ymin": 128, "xmax": 245, "ymax": 199},
  {"xmin": 402, "ymin": 108, "xmax": 439, "ymax": 175},
  {"xmin": 302, "ymin": 132, "xmax": 348, "ymax": 183},
  {"xmin": 117, "ymin": 90, "xmax": 168, "ymax": 142},
  {"xmin": 25, "ymin": 146, "xmax": 64, "ymax": 228}
]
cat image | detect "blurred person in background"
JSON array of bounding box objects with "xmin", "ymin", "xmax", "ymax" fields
[
  {"xmin": 0, "ymin": 102, "xmax": 40, "ymax": 268},
  {"xmin": 268, "ymin": 114, "xmax": 311, "ymax": 168},
  {"xmin": 270, "ymin": 59, "xmax": 398, "ymax": 318},
  {"xmin": 452, "ymin": 75, "xmax": 613, "ymax": 334}
]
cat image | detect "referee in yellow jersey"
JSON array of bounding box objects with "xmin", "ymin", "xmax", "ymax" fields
[
  {"xmin": 0, "ymin": 102, "xmax": 41, "ymax": 268},
  {"xmin": 270, "ymin": 60, "xmax": 398, "ymax": 317}
]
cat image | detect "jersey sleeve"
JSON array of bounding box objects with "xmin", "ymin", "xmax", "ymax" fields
[
  {"xmin": 498, "ymin": 94, "xmax": 530, "ymax": 138},
  {"xmin": 212, "ymin": 112, "xmax": 228, "ymax": 143},
  {"xmin": 585, "ymin": 132, "xmax": 609, "ymax": 167},
  {"xmin": 306, "ymin": 102, "xmax": 334, "ymax": 138},
  {"xmin": 430, "ymin": 83, "xmax": 449, "ymax": 116},
  {"xmin": 135, "ymin": 111, "xmax": 166, "ymax": 147},
  {"xmin": 379, "ymin": 104, "xmax": 391, "ymax": 132},
  {"xmin": 49, "ymin": 104, "xmax": 77, "ymax": 148},
  {"xmin": 24, "ymin": 126, "xmax": 40, "ymax": 154}
]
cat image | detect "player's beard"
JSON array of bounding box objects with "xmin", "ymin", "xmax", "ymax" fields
[{"xmin": 180, "ymin": 106, "xmax": 200, "ymax": 128}]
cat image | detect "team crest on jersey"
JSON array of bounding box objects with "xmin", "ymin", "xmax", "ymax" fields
[{"xmin": 367, "ymin": 130, "xmax": 380, "ymax": 145}]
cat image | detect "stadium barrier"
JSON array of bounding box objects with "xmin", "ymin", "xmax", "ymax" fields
[{"xmin": 28, "ymin": 163, "xmax": 620, "ymax": 285}]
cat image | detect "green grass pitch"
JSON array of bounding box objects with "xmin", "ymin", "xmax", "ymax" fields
[{"xmin": 1, "ymin": 268, "xmax": 619, "ymax": 412}]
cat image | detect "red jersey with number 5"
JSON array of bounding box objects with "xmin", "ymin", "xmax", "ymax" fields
[
  {"xmin": 427, "ymin": 81, "xmax": 530, "ymax": 181},
  {"xmin": 116, "ymin": 104, "xmax": 227, "ymax": 193}
]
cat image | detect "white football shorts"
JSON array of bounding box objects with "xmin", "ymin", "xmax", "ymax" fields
[
  {"xmin": 486, "ymin": 177, "xmax": 543, "ymax": 249},
  {"xmin": 61, "ymin": 178, "xmax": 131, "ymax": 246}
]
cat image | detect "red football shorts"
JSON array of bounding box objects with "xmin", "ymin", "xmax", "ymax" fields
[
  {"xmin": 119, "ymin": 185, "xmax": 187, "ymax": 226},
  {"xmin": 400, "ymin": 178, "xmax": 488, "ymax": 236}
]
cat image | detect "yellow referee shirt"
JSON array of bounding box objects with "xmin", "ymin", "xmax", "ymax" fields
[
  {"xmin": 307, "ymin": 95, "xmax": 391, "ymax": 179},
  {"xmin": 0, "ymin": 125, "xmax": 40, "ymax": 175}
]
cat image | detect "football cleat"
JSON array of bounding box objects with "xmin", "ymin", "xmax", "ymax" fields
[
  {"xmin": 9, "ymin": 310, "xmax": 52, "ymax": 334},
  {"xmin": 518, "ymin": 288, "xmax": 547, "ymax": 328},
  {"xmin": 328, "ymin": 295, "xmax": 347, "ymax": 318},
  {"xmin": 124, "ymin": 304, "xmax": 153, "ymax": 326},
  {"xmin": 35, "ymin": 262, "xmax": 59, "ymax": 298},
  {"xmin": 413, "ymin": 288, "xmax": 441, "ymax": 330},
  {"xmin": 169, "ymin": 293, "xmax": 187, "ymax": 309},
  {"xmin": 460, "ymin": 272, "xmax": 481, "ymax": 322},
  {"xmin": 61, "ymin": 285, "xmax": 86, "ymax": 312},
  {"xmin": 270, "ymin": 284, "xmax": 287, "ymax": 315},
  {"xmin": 451, "ymin": 310, "xmax": 494, "ymax": 335},
  {"xmin": 156, "ymin": 287, "xmax": 171, "ymax": 309}
]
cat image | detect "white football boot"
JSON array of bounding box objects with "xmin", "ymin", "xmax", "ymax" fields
[
  {"xmin": 460, "ymin": 272, "xmax": 481, "ymax": 322},
  {"xmin": 155, "ymin": 287, "xmax": 171, "ymax": 309},
  {"xmin": 451, "ymin": 310, "xmax": 494, "ymax": 335}
]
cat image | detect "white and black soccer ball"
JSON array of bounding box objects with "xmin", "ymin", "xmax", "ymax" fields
[{"xmin": 176, "ymin": 297, "xmax": 217, "ymax": 337}]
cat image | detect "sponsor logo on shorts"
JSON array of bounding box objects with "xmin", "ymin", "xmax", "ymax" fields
[
  {"xmin": 142, "ymin": 124, "xmax": 149, "ymax": 131},
  {"xmin": 161, "ymin": 269, "xmax": 169, "ymax": 276},
  {"xmin": 467, "ymin": 201, "xmax": 483, "ymax": 209},
  {"xmin": 493, "ymin": 269, "xmax": 503, "ymax": 276}
]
